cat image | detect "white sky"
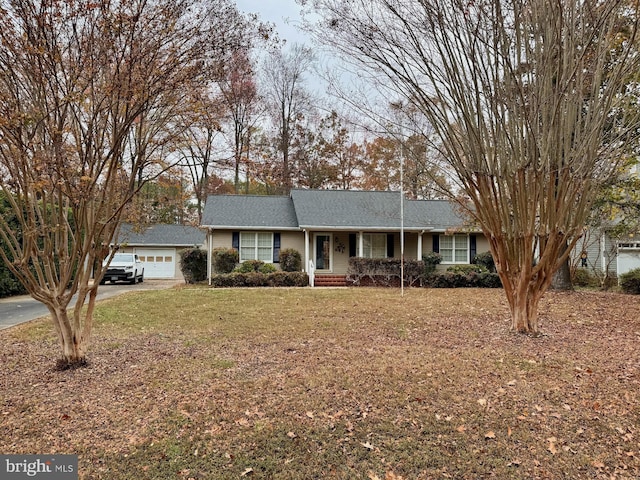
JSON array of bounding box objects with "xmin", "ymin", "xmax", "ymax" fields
[{"xmin": 234, "ymin": 0, "xmax": 308, "ymax": 46}]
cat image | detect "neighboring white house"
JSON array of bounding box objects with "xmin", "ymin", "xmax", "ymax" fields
[{"xmin": 573, "ymin": 227, "xmax": 640, "ymax": 278}]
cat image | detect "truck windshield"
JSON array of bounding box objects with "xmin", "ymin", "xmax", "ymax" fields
[{"xmin": 111, "ymin": 254, "xmax": 134, "ymax": 262}]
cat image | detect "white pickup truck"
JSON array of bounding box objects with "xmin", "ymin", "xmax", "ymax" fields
[{"xmin": 101, "ymin": 253, "xmax": 144, "ymax": 285}]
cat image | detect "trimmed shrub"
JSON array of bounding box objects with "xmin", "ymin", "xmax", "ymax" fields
[
  {"xmin": 212, "ymin": 248, "xmax": 238, "ymax": 274},
  {"xmin": 447, "ymin": 264, "xmax": 488, "ymax": 274},
  {"xmin": 620, "ymin": 268, "xmax": 640, "ymax": 295},
  {"xmin": 423, "ymin": 271, "xmax": 502, "ymax": 288},
  {"xmin": 279, "ymin": 248, "xmax": 302, "ymax": 272},
  {"xmin": 422, "ymin": 252, "xmax": 442, "ymax": 274},
  {"xmin": 267, "ymin": 271, "xmax": 309, "ymax": 287},
  {"xmin": 234, "ymin": 260, "xmax": 276, "ymax": 274},
  {"xmin": 259, "ymin": 263, "xmax": 277, "ymax": 274},
  {"xmin": 179, "ymin": 248, "xmax": 207, "ymax": 284},
  {"xmin": 476, "ymin": 272, "xmax": 503, "ymax": 288},
  {"xmin": 572, "ymin": 268, "xmax": 600, "ymax": 288},
  {"xmin": 346, "ymin": 257, "xmax": 426, "ymax": 287},
  {"xmin": 472, "ymin": 251, "xmax": 496, "ymax": 273},
  {"xmin": 209, "ymin": 271, "xmax": 308, "ymax": 288}
]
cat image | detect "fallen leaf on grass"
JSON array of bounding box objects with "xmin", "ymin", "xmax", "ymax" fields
[
  {"xmin": 456, "ymin": 425, "xmax": 466, "ymax": 433},
  {"xmin": 241, "ymin": 467, "xmax": 254, "ymax": 476},
  {"xmin": 547, "ymin": 437, "xmax": 558, "ymax": 455},
  {"xmin": 385, "ymin": 472, "xmax": 405, "ymax": 480},
  {"xmin": 592, "ymin": 460, "xmax": 605, "ymax": 469},
  {"xmin": 361, "ymin": 441, "xmax": 374, "ymax": 450},
  {"xmin": 287, "ymin": 431, "xmax": 296, "ymax": 439},
  {"xmin": 485, "ymin": 431, "xmax": 496, "ymax": 440},
  {"xmin": 305, "ymin": 411, "xmax": 314, "ymax": 419},
  {"xmin": 477, "ymin": 398, "xmax": 487, "ymax": 407}
]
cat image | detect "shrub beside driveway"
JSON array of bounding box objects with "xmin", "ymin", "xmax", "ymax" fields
[{"xmin": 1, "ymin": 287, "xmax": 639, "ymax": 479}]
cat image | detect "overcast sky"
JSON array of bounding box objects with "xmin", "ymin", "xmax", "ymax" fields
[{"xmin": 235, "ymin": 0, "xmax": 308, "ymax": 46}]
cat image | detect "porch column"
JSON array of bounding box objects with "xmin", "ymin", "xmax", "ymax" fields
[
  {"xmin": 358, "ymin": 231, "xmax": 364, "ymax": 256},
  {"xmin": 417, "ymin": 231, "xmax": 423, "ymax": 260},
  {"xmin": 304, "ymin": 229, "xmax": 310, "ymax": 272},
  {"xmin": 207, "ymin": 228, "xmax": 213, "ymax": 286}
]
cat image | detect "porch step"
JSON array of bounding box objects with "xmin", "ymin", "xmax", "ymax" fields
[{"xmin": 314, "ymin": 274, "xmax": 348, "ymax": 287}]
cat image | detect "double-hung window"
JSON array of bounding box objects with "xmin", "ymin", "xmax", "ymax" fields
[
  {"xmin": 239, "ymin": 232, "xmax": 273, "ymax": 262},
  {"xmin": 362, "ymin": 233, "xmax": 387, "ymax": 258},
  {"xmin": 439, "ymin": 234, "xmax": 469, "ymax": 263}
]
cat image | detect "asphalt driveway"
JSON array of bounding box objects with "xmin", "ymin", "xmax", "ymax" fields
[{"xmin": 0, "ymin": 279, "xmax": 182, "ymax": 330}]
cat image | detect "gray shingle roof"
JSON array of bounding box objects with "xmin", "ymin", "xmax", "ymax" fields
[
  {"xmin": 200, "ymin": 190, "xmax": 471, "ymax": 232},
  {"xmin": 117, "ymin": 223, "xmax": 206, "ymax": 247},
  {"xmin": 201, "ymin": 194, "xmax": 299, "ymax": 230},
  {"xmin": 291, "ymin": 190, "xmax": 469, "ymax": 231}
]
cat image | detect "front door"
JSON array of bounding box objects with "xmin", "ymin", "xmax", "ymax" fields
[{"xmin": 315, "ymin": 234, "xmax": 332, "ymax": 271}]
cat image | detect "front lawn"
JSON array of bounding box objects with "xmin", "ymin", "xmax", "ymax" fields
[{"xmin": 1, "ymin": 287, "xmax": 639, "ymax": 479}]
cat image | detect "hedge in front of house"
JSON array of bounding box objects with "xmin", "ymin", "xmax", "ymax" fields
[
  {"xmin": 209, "ymin": 271, "xmax": 308, "ymax": 287},
  {"xmin": 619, "ymin": 268, "xmax": 640, "ymax": 294},
  {"xmin": 346, "ymin": 257, "xmax": 426, "ymax": 287},
  {"xmin": 234, "ymin": 260, "xmax": 276, "ymax": 274},
  {"xmin": 423, "ymin": 271, "xmax": 502, "ymax": 288}
]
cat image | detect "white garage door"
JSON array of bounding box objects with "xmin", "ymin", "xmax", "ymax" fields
[
  {"xmin": 617, "ymin": 242, "xmax": 640, "ymax": 276},
  {"xmin": 136, "ymin": 248, "xmax": 176, "ymax": 279}
]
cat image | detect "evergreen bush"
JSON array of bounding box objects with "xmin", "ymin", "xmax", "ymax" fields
[
  {"xmin": 234, "ymin": 260, "xmax": 276, "ymax": 274},
  {"xmin": 179, "ymin": 248, "xmax": 208, "ymax": 284},
  {"xmin": 211, "ymin": 248, "xmax": 238, "ymax": 274},
  {"xmin": 422, "ymin": 252, "xmax": 442, "ymax": 273},
  {"xmin": 472, "ymin": 251, "xmax": 496, "ymax": 273},
  {"xmin": 620, "ymin": 268, "xmax": 640, "ymax": 295},
  {"xmin": 279, "ymin": 248, "xmax": 302, "ymax": 272}
]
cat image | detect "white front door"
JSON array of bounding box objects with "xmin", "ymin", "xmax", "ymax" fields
[{"xmin": 314, "ymin": 234, "xmax": 332, "ymax": 271}]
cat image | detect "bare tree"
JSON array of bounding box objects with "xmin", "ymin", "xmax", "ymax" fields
[
  {"xmin": 0, "ymin": 0, "xmax": 212, "ymax": 367},
  {"xmin": 309, "ymin": 0, "xmax": 640, "ymax": 333},
  {"xmin": 262, "ymin": 44, "xmax": 315, "ymax": 194}
]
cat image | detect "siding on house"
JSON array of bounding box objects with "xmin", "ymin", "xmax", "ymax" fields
[{"xmin": 201, "ymin": 190, "xmax": 487, "ymax": 277}]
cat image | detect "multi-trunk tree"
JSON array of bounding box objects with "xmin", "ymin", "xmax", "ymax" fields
[
  {"xmin": 309, "ymin": 0, "xmax": 640, "ymax": 334},
  {"xmin": 0, "ymin": 0, "xmax": 215, "ymax": 367}
]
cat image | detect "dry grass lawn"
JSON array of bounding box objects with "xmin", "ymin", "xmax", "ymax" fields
[{"xmin": 1, "ymin": 286, "xmax": 639, "ymax": 479}]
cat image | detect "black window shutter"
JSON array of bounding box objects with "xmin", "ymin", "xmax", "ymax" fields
[
  {"xmin": 232, "ymin": 232, "xmax": 239, "ymax": 250},
  {"xmin": 349, "ymin": 234, "xmax": 357, "ymax": 257},
  {"xmin": 432, "ymin": 235, "xmax": 440, "ymax": 253},
  {"xmin": 470, "ymin": 234, "xmax": 477, "ymax": 262},
  {"xmin": 387, "ymin": 234, "xmax": 394, "ymax": 258},
  {"xmin": 273, "ymin": 233, "xmax": 281, "ymax": 262}
]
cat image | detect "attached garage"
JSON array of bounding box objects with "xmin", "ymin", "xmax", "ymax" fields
[
  {"xmin": 115, "ymin": 224, "xmax": 206, "ymax": 280},
  {"xmin": 617, "ymin": 241, "xmax": 640, "ymax": 277},
  {"xmin": 135, "ymin": 248, "xmax": 177, "ymax": 279}
]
